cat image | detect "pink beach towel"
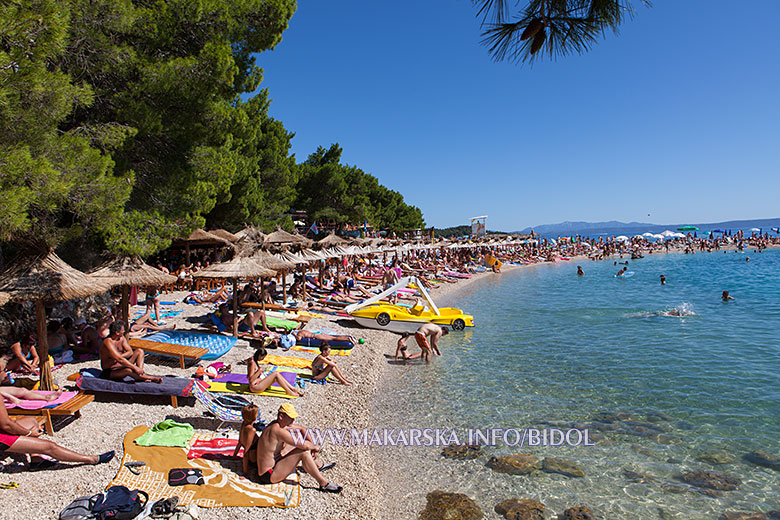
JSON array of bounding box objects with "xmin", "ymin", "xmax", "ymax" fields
[{"xmin": 3, "ymin": 391, "xmax": 79, "ymax": 410}]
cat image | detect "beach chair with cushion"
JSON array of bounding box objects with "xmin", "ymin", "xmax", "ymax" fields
[
  {"xmin": 75, "ymin": 369, "xmax": 193, "ymax": 408},
  {"xmin": 8, "ymin": 392, "xmax": 95, "ymax": 435}
]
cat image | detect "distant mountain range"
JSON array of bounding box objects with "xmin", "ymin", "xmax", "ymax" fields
[{"xmin": 514, "ymin": 218, "xmax": 780, "ymax": 238}]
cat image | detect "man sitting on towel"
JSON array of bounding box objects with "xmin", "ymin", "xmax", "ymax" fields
[
  {"xmin": 249, "ymin": 403, "xmax": 342, "ymax": 493},
  {"xmin": 99, "ymin": 322, "xmax": 162, "ymax": 383}
]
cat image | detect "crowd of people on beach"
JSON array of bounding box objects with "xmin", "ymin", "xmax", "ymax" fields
[{"xmin": 1, "ymin": 228, "xmax": 778, "ymax": 512}]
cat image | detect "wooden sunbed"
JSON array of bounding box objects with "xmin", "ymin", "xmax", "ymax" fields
[
  {"xmin": 129, "ymin": 338, "xmax": 209, "ymax": 369},
  {"xmin": 10, "ymin": 392, "xmax": 94, "ymax": 435},
  {"xmin": 238, "ymin": 303, "xmax": 311, "ymax": 324}
]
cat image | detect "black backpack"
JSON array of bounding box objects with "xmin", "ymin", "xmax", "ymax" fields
[{"xmin": 91, "ymin": 486, "xmax": 148, "ymax": 520}]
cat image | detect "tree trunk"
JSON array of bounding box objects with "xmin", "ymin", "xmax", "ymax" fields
[
  {"xmin": 121, "ymin": 285, "xmax": 130, "ymax": 337},
  {"xmin": 232, "ymin": 277, "xmax": 238, "ymax": 337},
  {"xmin": 36, "ymin": 300, "xmax": 53, "ymax": 391}
]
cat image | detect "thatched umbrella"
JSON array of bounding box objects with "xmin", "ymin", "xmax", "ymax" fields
[
  {"xmin": 316, "ymin": 232, "xmax": 347, "ymax": 247},
  {"xmin": 172, "ymin": 229, "xmax": 234, "ymax": 264},
  {"xmin": 89, "ymin": 256, "xmax": 176, "ymax": 334},
  {"xmin": 265, "ymin": 226, "xmax": 310, "ymax": 246},
  {"xmin": 193, "ymin": 255, "xmax": 276, "ymax": 337},
  {"xmin": 208, "ymin": 229, "xmax": 239, "ymax": 243},
  {"xmin": 0, "ymin": 250, "xmax": 111, "ymax": 390}
]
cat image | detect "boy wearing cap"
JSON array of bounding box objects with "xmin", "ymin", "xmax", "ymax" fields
[{"xmin": 251, "ymin": 402, "xmax": 342, "ymax": 493}]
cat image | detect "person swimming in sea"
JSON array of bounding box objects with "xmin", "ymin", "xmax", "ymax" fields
[
  {"xmin": 722, "ymin": 290, "xmax": 735, "ymax": 302},
  {"xmin": 616, "ymin": 267, "xmax": 628, "ymax": 277},
  {"xmin": 577, "ymin": 266, "xmax": 584, "ymax": 276},
  {"xmin": 660, "ymin": 274, "xmax": 666, "ymax": 285}
]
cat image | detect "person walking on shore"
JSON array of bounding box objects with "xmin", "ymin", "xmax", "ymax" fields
[{"xmin": 408, "ymin": 323, "xmax": 448, "ymax": 364}]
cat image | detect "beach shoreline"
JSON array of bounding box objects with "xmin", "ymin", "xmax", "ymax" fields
[{"xmin": 2, "ymin": 246, "xmax": 777, "ymax": 519}]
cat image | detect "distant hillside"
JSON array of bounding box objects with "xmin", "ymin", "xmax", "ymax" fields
[
  {"xmin": 515, "ymin": 218, "xmax": 780, "ymax": 238},
  {"xmin": 516, "ymin": 221, "xmax": 652, "ymax": 235}
]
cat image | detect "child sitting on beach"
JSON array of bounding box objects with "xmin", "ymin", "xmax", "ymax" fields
[
  {"xmin": 234, "ymin": 404, "xmax": 260, "ymax": 475},
  {"xmin": 311, "ymin": 342, "xmax": 353, "ymax": 386},
  {"xmin": 395, "ymin": 332, "xmax": 410, "ymax": 361}
]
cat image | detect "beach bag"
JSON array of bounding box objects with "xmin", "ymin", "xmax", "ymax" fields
[
  {"xmin": 92, "ymin": 485, "xmax": 148, "ymax": 520},
  {"xmin": 59, "ymin": 494, "xmax": 100, "ymax": 520}
]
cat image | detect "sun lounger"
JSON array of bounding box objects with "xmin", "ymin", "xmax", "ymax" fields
[
  {"xmin": 129, "ymin": 338, "xmax": 209, "ymax": 369},
  {"xmin": 8, "ymin": 392, "xmax": 94, "ymax": 435},
  {"xmin": 75, "ymin": 369, "xmax": 193, "ymax": 408}
]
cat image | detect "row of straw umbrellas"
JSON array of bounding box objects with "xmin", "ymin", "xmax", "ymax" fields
[{"xmin": 0, "ymin": 227, "xmax": 527, "ymax": 389}]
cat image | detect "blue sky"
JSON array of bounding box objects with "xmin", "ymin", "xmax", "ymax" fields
[{"xmin": 253, "ymin": 0, "xmax": 780, "ymax": 231}]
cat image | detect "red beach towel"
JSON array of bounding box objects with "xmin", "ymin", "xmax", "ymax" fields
[{"xmin": 187, "ymin": 438, "xmax": 243, "ymax": 459}]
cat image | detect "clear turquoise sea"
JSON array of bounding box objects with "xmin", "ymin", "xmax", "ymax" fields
[{"xmin": 372, "ymin": 249, "xmax": 780, "ymax": 519}]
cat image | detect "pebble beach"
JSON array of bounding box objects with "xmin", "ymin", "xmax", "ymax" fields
[{"xmin": 0, "ymin": 267, "xmax": 503, "ymax": 520}]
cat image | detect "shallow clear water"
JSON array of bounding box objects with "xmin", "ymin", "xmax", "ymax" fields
[{"xmin": 372, "ymin": 249, "xmax": 780, "ymax": 519}]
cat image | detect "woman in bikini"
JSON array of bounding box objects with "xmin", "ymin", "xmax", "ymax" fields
[
  {"xmin": 311, "ymin": 343, "xmax": 353, "ymax": 386},
  {"xmin": 5, "ymin": 334, "xmax": 39, "ymax": 374},
  {"xmin": 0, "ymin": 404, "xmax": 114, "ymax": 470},
  {"xmin": 247, "ymin": 346, "xmax": 303, "ymax": 397}
]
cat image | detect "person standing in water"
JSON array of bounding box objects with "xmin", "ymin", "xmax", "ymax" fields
[
  {"xmin": 660, "ymin": 274, "xmax": 666, "ymax": 285},
  {"xmin": 577, "ymin": 266, "xmax": 584, "ymax": 276},
  {"xmin": 722, "ymin": 291, "xmax": 735, "ymax": 302}
]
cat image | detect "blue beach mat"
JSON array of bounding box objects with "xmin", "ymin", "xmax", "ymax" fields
[{"xmin": 143, "ymin": 330, "xmax": 237, "ymax": 360}]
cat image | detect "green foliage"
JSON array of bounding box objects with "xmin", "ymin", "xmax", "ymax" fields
[
  {"xmin": 475, "ymin": 0, "xmax": 651, "ymax": 63},
  {"xmin": 0, "ymin": 0, "xmax": 425, "ymax": 260},
  {"xmin": 295, "ymin": 144, "xmax": 425, "ymax": 232}
]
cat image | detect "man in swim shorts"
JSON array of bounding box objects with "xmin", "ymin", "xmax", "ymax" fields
[
  {"xmin": 408, "ymin": 323, "xmax": 448, "ymax": 364},
  {"xmin": 99, "ymin": 322, "xmax": 162, "ymax": 383},
  {"xmin": 252, "ymin": 403, "xmax": 342, "ymax": 493}
]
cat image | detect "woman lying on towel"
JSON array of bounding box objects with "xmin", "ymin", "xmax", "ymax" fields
[
  {"xmin": 184, "ymin": 286, "xmax": 231, "ymax": 304},
  {"xmin": 128, "ymin": 307, "xmax": 175, "ymax": 338},
  {"xmin": 247, "ymin": 345, "xmax": 304, "ymax": 397},
  {"xmin": 311, "ymin": 343, "xmax": 353, "ymax": 386},
  {"xmin": 0, "ymin": 386, "xmax": 63, "ymax": 406},
  {"xmin": 0, "ymin": 404, "xmax": 114, "ymax": 470},
  {"xmin": 294, "ymin": 329, "xmax": 357, "ymax": 345}
]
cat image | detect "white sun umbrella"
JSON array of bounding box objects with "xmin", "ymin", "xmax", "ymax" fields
[
  {"xmin": 749, "ymin": 227, "xmax": 760, "ymax": 232},
  {"xmin": 615, "ymin": 235, "xmax": 629, "ymax": 242},
  {"xmin": 661, "ymin": 230, "xmax": 677, "ymax": 237},
  {"xmin": 642, "ymin": 232, "xmax": 654, "ymax": 237}
]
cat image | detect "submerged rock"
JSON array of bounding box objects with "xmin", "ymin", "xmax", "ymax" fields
[
  {"xmin": 494, "ymin": 498, "xmax": 545, "ymax": 520},
  {"xmin": 721, "ymin": 513, "xmax": 768, "ymax": 520},
  {"xmin": 419, "ymin": 491, "xmax": 482, "ymax": 520},
  {"xmin": 541, "ymin": 457, "xmax": 585, "ymax": 478},
  {"xmin": 441, "ymin": 444, "xmax": 481, "ymax": 460},
  {"xmin": 696, "ymin": 450, "xmax": 735, "ymax": 465},
  {"xmin": 680, "ymin": 470, "xmax": 741, "ymax": 491},
  {"xmin": 743, "ymin": 450, "xmax": 780, "ymax": 471},
  {"xmin": 622, "ymin": 469, "xmax": 654, "ymax": 483},
  {"xmin": 487, "ymin": 454, "xmax": 541, "ymax": 475},
  {"xmin": 559, "ymin": 505, "xmax": 597, "ymax": 519}
]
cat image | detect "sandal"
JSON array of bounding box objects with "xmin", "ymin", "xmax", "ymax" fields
[{"xmin": 150, "ymin": 496, "xmax": 180, "ymax": 517}]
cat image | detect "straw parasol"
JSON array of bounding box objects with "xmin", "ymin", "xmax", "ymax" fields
[
  {"xmin": 193, "ymin": 254, "xmax": 276, "ymax": 337},
  {"xmin": 0, "ymin": 250, "xmax": 111, "ymax": 390},
  {"xmin": 316, "ymin": 232, "xmax": 347, "ymax": 247},
  {"xmin": 89, "ymin": 256, "xmax": 176, "ymax": 334},
  {"xmin": 208, "ymin": 229, "xmax": 239, "ymax": 243},
  {"xmin": 265, "ymin": 226, "xmax": 310, "ymax": 246},
  {"xmin": 172, "ymin": 229, "xmax": 234, "ymax": 264}
]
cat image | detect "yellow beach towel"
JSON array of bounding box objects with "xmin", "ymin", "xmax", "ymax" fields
[{"xmin": 110, "ymin": 426, "xmax": 299, "ymax": 508}]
